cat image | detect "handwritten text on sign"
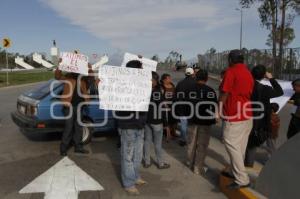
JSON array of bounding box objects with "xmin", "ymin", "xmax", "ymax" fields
[
  {"xmin": 121, "ymin": 53, "xmax": 158, "ymax": 71},
  {"xmin": 59, "ymin": 52, "xmax": 89, "ymax": 75},
  {"xmin": 98, "ymin": 65, "xmax": 152, "ymax": 111}
]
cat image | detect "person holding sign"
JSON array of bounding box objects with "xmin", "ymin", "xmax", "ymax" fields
[
  {"xmin": 54, "ymin": 52, "xmax": 94, "ymax": 156},
  {"xmin": 114, "ymin": 60, "xmax": 148, "ymax": 196},
  {"xmin": 245, "ymin": 65, "xmax": 283, "ymax": 168}
]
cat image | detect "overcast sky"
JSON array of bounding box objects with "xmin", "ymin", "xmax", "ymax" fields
[{"xmin": 1, "ymin": 0, "xmax": 299, "ymax": 61}]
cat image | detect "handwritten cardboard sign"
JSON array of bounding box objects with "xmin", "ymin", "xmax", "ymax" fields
[
  {"xmin": 121, "ymin": 52, "xmax": 158, "ymax": 71},
  {"xmin": 260, "ymin": 79, "xmax": 294, "ymax": 112},
  {"xmin": 59, "ymin": 52, "xmax": 89, "ymax": 75},
  {"xmin": 98, "ymin": 65, "xmax": 152, "ymax": 111}
]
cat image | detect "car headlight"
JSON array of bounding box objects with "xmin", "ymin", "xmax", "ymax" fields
[{"xmin": 30, "ymin": 106, "xmax": 38, "ymax": 116}]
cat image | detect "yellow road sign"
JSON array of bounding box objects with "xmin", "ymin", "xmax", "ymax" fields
[{"xmin": 2, "ymin": 38, "xmax": 11, "ymax": 48}]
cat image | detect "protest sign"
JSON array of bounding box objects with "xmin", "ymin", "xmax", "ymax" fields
[
  {"xmin": 98, "ymin": 65, "xmax": 152, "ymax": 111},
  {"xmin": 59, "ymin": 52, "xmax": 89, "ymax": 75},
  {"xmin": 260, "ymin": 79, "xmax": 294, "ymax": 112},
  {"xmin": 121, "ymin": 52, "xmax": 158, "ymax": 71}
]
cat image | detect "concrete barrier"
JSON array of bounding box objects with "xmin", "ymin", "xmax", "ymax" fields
[{"xmin": 255, "ymin": 133, "xmax": 300, "ymax": 199}]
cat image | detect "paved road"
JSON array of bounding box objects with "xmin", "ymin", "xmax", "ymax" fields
[{"xmin": 0, "ymin": 70, "xmax": 293, "ymax": 198}]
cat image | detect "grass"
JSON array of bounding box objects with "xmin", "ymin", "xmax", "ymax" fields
[{"xmin": 0, "ymin": 69, "xmax": 54, "ymax": 87}]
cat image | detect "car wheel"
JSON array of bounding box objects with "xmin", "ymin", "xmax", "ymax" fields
[{"xmin": 81, "ymin": 123, "xmax": 93, "ymax": 145}]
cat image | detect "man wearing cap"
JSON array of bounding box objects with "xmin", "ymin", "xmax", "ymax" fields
[
  {"xmin": 219, "ymin": 50, "xmax": 254, "ymax": 189},
  {"xmin": 174, "ymin": 67, "xmax": 196, "ymax": 146}
]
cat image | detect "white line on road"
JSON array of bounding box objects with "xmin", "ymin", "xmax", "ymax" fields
[{"xmin": 19, "ymin": 157, "xmax": 104, "ymax": 199}]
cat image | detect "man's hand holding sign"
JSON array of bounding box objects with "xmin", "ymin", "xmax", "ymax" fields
[
  {"xmin": 98, "ymin": 53, "xmax": 153, "ymax": 112},
  {"xmin": 98, "ymin": 65, "xmax": 152, "ymax": 111},
  {"xmin": 121, "ymin": 52, "xmax": 158, "ymax": 72}
]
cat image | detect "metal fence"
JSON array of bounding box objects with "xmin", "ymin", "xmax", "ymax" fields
[{"xmin": 198, "ymin": 47, "xmax": 300, "ymax": 81}]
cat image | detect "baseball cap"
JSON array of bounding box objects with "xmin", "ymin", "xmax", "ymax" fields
[{"xmin": 185, "ymin": 67, "xmax": 194, "ymax": 76}]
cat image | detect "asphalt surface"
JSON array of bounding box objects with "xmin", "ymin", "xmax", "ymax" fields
[{"xmin": 0, "ymin": 69, "xmax": 293, "ymax": 199}]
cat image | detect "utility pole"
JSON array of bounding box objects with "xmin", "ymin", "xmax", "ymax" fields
[
  {"xmin": 6, "ymin": 51, "xmax": 9, "ymax": 85},
  {"xmin": 2, "ymin": 38, "xmax": 11, "ymax": 85},
  {"xmin": 236, "ymin": 8, "xmax": 243, "ymax": 50}
]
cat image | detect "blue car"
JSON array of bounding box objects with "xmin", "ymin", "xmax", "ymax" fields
[{"xmin": 11, "ymin": 79, "xmax": 116, "ymax": 144}]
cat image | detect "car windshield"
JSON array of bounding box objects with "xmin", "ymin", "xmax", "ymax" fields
[{"xmin": 23, "ymin": 80, "xmax": 62, "ymax": 100}]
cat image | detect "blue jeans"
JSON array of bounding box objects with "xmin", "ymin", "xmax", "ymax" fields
[
  {"xmin": 180, "ymin": 117, "xmax": 188, "ymax": 142},
  {"xmin": 120, "ymin": 128, "xmax": 144, "ymax": 188},
  {"xmin": 144, "ymin": 124, "xmax": 164, "ymax": 166}
]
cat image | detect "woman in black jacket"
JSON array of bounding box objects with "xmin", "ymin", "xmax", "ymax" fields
[
  {"xmin": 143, "ymin": 72, "xmax": 170, "ymax": 169},
  {"xmin": 245, "ymin": 65, "xmax": 284, "ymax": 167}
]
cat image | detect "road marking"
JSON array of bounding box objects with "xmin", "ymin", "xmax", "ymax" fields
[{"xmin": 19, "ymin": 157, "xmax": 104, "ymax": 199}]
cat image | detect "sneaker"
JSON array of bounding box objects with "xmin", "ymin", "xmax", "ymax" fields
[
  {"xmin": 227, "ymin": 182, "xmax": 251, "ymax": 190},
  {"xmin": 125, "ymin": 186, "xmax": 140, "ymax": 195},
  {"xmin": 74, "ymin": 148, "xmax": 89, "ymax": 154},
  {"xmin": 157, "ymin": 163, "xmax": 171, "ymax": 169},
  {"xmin": 221, "ymin": 171, "xmax": 235, "ymax": 179},
  {"xmin": 60, "ymin": 151, "xmax": 67, "ymax": 157},
  {"xmin": 193, "ymin": 167, "xmax": 200, "ymax": 175},
  {"xmin": 135, "ymin": 179, "xmax": 147, "ymax": 186},
  {"xmin": 178, "ymin": 140, "xmax": 187, "ymax": 147},
  {"xmin": 200, "ymin": 167, "xmax": 208, "ymax": 176},
  {"xmin": 143, "ymin": 162, "xmax": 152, "ymax": 168},
  {"xmin": 186, "ymin": 161, "xmax": 191, "ymax": 167}
]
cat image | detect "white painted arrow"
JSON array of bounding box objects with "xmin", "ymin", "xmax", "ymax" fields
[{"xmin": 19, "ymin": 157, "xmax": 104, "ymax": 199}]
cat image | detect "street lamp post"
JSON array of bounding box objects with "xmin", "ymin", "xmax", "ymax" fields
[{"xmin": 236, "ymin": 8, "xmax": 243, "ymax": 50}]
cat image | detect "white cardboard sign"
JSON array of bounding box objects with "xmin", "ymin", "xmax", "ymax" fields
[
  {"xmin": 121, "ymin": 52, "xmax": 158, "ymax": 71},
  {"xmin": 260, "ymin": 79, "xmax": 294, "ymax": 112},
  {"xmin": 98, "ymin": 65, "xmax": 152, "ymax": 111},
  {"xmin": 59, "ymin": 52, "xmax": 89, "ymax": 75}
]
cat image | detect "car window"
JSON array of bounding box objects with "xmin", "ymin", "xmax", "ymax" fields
[{"xmin": 24, "ymin": 80, "xmax": 62, "ymax": 100}]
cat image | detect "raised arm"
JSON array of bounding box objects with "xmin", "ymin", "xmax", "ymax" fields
[{"xmin": 265, "ymin": 72, "xmax": 284, "ymax": 98}]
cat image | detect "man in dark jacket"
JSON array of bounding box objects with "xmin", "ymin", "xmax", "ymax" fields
[
  {"xmin": 245, "ymin": 65, "xmax": 283, "ymax": 167},
  {"xmin": 186, "ymin": 69, "xmax": 217, "ymax": 176},
  {"xmin": 175, "ymin": 67, "xmax": 196, "ymax": 146},
  {"xmin": 287, "ymin": 79, "xmax": 300, "ymax": 139},
  {"xmin": 114, "ymin": 60, "xmax": 148, "ymax": 196}
]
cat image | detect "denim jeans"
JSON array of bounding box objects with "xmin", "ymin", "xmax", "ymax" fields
[
  {"xmin": 180, "ymin": 117, "xmax": 188, "ymax": 142},
  {"xmin": 120, "ymin": 128, "xmax": 144, "ymax": 188},
  {"xmin": 144, "ymin": 124, "xmax": 164, "ymax": 166}
]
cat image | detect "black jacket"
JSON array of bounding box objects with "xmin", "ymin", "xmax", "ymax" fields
[
  {"xmin": 251, "ymin": 78, "xmax": 284, "ymax": 137},
  {"xmin": 174, "ymin": 76, "xmax": 197, "ymax": 117},
  {"xmin": 188, "ymin": 83, "xmax": 218, "ymax": 126},
  {"xmin": 115, "ymin": 111, "xmax": 147, "ymax": 129}
]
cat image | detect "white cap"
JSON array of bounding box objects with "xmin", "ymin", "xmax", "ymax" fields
[{"xmin": 185, "ymin": 67, "xmax": 194, "ymax": 76}]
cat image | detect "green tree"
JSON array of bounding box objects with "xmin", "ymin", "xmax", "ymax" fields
[
  {"xmin": 240, "ymin": 0, "xmax": 300, "ymax": 77},
  {"xmin": 266, "ymin": 26, "xmax": 295, "ymax": 48}
]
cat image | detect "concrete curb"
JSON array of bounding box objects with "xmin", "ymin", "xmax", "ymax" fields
[{"xmin": 219, "ymin": 174, "xmax": 267, "ymax": 199}]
